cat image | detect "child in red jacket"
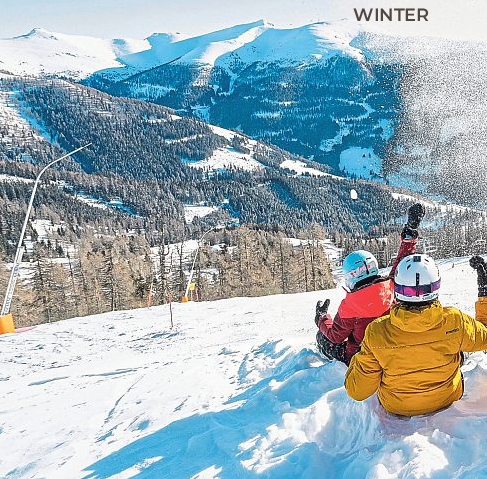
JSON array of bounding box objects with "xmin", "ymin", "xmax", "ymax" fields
[{"xmin": 315, "ymin": 203, "xmax": 425, "ymax": 365}]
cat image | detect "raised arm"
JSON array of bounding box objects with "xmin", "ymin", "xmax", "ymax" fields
[{"xmin": 389, "ymin": 203, "xmax": 425, "ymax": 278}]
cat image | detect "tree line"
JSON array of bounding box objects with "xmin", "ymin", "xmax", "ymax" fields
[{"xmin": 2, "ymin": 224, "xmax": 335, "ymax": 327}]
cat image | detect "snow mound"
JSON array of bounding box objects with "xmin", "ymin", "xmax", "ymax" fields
[{"xmin": 1, "ymin": 258, "xmax": 487, "ymax": 478}]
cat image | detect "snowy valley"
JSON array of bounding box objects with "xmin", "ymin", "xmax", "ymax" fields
[{"xmin": 2, "ymin": 21, "xmax": 487, "ymax": 207}]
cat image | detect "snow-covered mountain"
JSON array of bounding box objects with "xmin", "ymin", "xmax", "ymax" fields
[
  {"xmin": 0, "ymin": 28, "xmax": 149, "ymax": 78},
  {"xmin": 0, "ymin": 22, "xmax": 396, "ymax": 183},
  {"xmin": 0, "ymin": 21, "xmax": 364, "ymax": 79},
  {"xmin": 85, "ymin": 21, "xmax": 392, "ymax": 181},
  {"xmin": 110, "ymin": 20, "xmax": 364, "ymax": 75},
  {"xmin": 6, "ymin": 76, "xmax": 412, "ymax": 234},
  {"xmin": 1, "ymin": 257, "xmax": 487, "ymax": 478},
  {"xmin": 4, "ymin": 21, "xmax": 487, "ymax": 208}
]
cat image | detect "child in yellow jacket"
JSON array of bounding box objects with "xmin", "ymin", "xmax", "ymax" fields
[{"xmin": 345, "ymin": 254, "xmax": 487, "ymax": 416}]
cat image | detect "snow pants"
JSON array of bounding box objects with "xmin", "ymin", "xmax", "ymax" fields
[{"xmin": 316, "ymin": 331, "xmax": 349, "ymax": 365}]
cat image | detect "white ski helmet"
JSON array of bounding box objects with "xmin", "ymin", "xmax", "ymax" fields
[
  {"xmin": 394, "ymin": 254, "xmax": 441, "ymax": 303},
  {"xmin": 342, "ymin": 250, "xmax": 379, "ymax": 289}
]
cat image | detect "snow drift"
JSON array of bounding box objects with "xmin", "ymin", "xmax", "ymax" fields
[{"xmin": 1, "ymin": 257, "xmax": 487, "ymax": 479}]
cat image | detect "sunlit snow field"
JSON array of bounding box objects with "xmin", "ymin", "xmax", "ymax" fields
[{"xmin": 1, "ymin": 257, "xmax": 487, "ymax": 479}]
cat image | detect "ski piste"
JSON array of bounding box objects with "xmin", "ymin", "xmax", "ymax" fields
[{"xmin": 2, "ymin": 256, "xmax": 487, "ymax": 478}]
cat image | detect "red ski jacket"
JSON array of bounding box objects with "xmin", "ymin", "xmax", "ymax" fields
[{"xmin": 319, "ymin": 237, "xmax": 417, "ymax": 364}]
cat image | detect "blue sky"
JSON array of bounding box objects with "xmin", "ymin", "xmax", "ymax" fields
[
  {"xmin": 0, "ymin": 0, "xmax": 337, "ymax": 38},
  {"xmin": 1, "ymin": 0, "xmax": 486, "ymax": 41}
]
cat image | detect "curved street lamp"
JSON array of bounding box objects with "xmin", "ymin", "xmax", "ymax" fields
[
  {"xmin": 182, "ymin": 224, "xmax": 226, "ymax": 302},
  {"xmin": 0, "ymin": 144, "xmax": 92, "ymax": 332}
]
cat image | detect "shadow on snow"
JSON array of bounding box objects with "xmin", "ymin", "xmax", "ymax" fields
[{"xmin": 83, "ymin": 342, "xmax": 345, "ymax": 479}]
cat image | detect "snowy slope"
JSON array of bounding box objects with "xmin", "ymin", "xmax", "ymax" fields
[
  {"xmin": 119, "ymin": 20, "xmax": 268, "ymax": 71},
  {"xmin": 0, "ymin": 28, "xmax": 148, "ymax": 78},
  {"xmin": 215, "ymin": 21, "xmax": 363, "ymax": 69},
  {"xmin": 113, "ymin": 20, "xmax": 364, "ymax": 74},
  {"xmin": 280, "ymin": 159, "xmax": 331, "ymax": 178},
  {"xmin": 339, "ymin": 147, "xmax": 382, "ymax": 180},
  {"xmin": 1, "ymin": 257, "xmax": 487, "ymax": 478},
  {"xmin": 0, "ymin": 89, "xmax": 51, "ymax": 149}
]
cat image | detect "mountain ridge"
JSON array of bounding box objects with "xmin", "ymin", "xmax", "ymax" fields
[{"xmin": 0, "ymin": 20, "xmax": 364, "ymax": 79}]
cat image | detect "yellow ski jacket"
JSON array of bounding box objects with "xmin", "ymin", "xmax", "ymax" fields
[{"xmin": 345, "ymin": 299, "xmax": 487, "ymax": 416}]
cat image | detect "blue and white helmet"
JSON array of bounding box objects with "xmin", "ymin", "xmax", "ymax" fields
[{"xmin": 342, "ymin": 250, "xmax": 379, "ymax": 289}]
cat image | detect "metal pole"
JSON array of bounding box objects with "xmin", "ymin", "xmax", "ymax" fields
[
  {"xmin": 1, "ymin": 144, "xmax": 92, "ymax": 316},
  {"xmin": 184, "ymin": 227, "xmax": 215, "ymax": 299}
]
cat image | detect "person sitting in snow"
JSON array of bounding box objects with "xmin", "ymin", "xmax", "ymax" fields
[
  {"xmin": 314, "ymin": 203, "xmax": 425, "ymax": 365},
  {"xmin": 344, "ymin": 254, "xmax": 487, "ymax": 417}
]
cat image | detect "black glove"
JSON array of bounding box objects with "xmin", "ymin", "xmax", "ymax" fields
[
  {"xmin": 315, "ymin": 299, "xmax": 330, "ymax": 326},
  {"xmin": 401, "ymin": 203, "xmax": 425, "ymax": 239},
  {"xmin": 401, "ymin": 226, "xmax": 419, "ymax": 240},
  {"xmin": 407, "ymin": 203, "xmax": 425, "ymax": 229},
  {"xmin": 470, "ymin": 256, "xmax": 487, "ymax": 297}
]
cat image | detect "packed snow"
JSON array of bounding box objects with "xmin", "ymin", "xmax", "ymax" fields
[{"xmin": 1, "ymin": 257, "xmax": 487, "ymax": 478}]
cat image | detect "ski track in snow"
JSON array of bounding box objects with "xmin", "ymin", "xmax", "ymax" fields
[{"xmin": 1, "ymin": 258, "xmax": 487, "ymax": 478}]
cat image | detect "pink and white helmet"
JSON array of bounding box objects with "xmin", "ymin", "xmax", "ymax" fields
[{"xmin": 394, "ymin": 254, "xmax": 440, "ymax": 303}]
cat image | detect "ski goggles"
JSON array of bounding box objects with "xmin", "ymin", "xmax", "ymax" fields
[
  {"xmin": 349, "ymin": 262, "xmax": 375, "ymax": 278},
  {"xmin": 394, "ymin": 279, "xmax": 441, "ymax": 297}
]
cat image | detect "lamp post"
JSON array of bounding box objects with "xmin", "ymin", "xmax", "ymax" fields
[
  {"xmin": 0, "ymin": 144, "xmax": 92, "ymax": 332},
  {"xmin": 182, "ymin": 225, "xmax": 225, "ymax": 302}
]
